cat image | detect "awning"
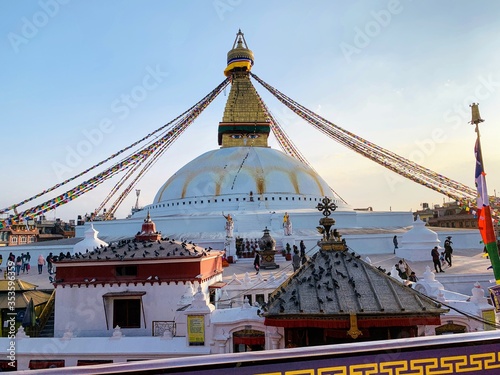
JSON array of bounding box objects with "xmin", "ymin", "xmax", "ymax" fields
[
  {"xmin": 209, "ymin": 282, "xmax": 227, "ymax": 289},
  {"xmin": 102, "ymin": 291, "xmax": 146, "ymax": 298}
]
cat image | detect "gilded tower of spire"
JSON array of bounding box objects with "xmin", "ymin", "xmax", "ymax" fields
[{"xmin": 218, "ymin": 30, "xmax": 271, "ymax": 147}]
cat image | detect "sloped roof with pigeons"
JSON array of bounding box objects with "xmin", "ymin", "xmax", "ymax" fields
[
  {"xmin": 262, "ymin": 197, "xmax": 447, "ymax": 329},
  {"xmin": 263, "ymin": 248, "xmax": 446, "ymax": 327}
]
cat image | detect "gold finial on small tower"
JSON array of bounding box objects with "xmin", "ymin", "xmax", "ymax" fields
[
  {"xmin": 315, "ymin": 197, "xmax": 346, "ymax": 251},
  {"xmin": 470, "ymin": 103, "xmax": 484, "ymax": 126}
]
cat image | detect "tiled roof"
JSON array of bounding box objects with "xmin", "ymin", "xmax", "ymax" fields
[
  {"xmin": 56, "ymin": 237, "xmax": 221, "ymax": 262},
  {"xmin": 263, "ymin": 248, "xmax": 447, "ymax": 319}
]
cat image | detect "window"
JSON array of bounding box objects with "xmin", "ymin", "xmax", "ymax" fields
[
  {"xmin": 29, "ymin": 360, "xmax": 64, "ymax": 369},
  {"xmin": 20, "ymin": 236, "xmax": 27, "ymax": 244},
  {"xmin": 77, "ymin": 360, "xmax": 113, "ymax": 366},
  {"xmin": 115, "ymin": 266, "xmax": 137, "ymax": 277},
  {"xmin": 11, "ymin": 237, "xmax": 17, "ymax": 244},
  {"xmin": 113, "ymin": 299, "xmax": 141, "ymax": 328}
]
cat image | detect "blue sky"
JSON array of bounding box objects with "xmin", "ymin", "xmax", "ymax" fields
[{"xmin": 1, "ymin": 0, "xmax": 500, "ymax": 221}]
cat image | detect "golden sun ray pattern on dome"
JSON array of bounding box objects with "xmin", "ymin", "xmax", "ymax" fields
[{"xmin": 218, "ymin": 30, "xmax": 270, "ymax": 147}]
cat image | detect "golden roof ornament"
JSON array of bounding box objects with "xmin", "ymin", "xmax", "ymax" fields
[
  {"xmin": 224, "ymin": 29, "xmax": 254, "ymax": 77},
  {"xmin": 316, "ymin": 196, "xmax": 345, "ymax": 251},
  {"xmin": 470, "ymin": 103, "xmax": 484, "ymax": 125}
]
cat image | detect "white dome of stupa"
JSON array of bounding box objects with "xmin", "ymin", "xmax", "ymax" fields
[{"xmin": 144, "ymin": 147, "xmax": 350, "ymax": 216}]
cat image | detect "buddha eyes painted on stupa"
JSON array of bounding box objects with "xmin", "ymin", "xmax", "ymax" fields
[{"xmin": 229, "ymin": 133, "xmax": 260, "ymax": 139}]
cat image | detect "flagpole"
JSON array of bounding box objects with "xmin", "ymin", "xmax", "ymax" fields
[{"xmin": 470, "ymin": 103, "xmax": 500, "ymax": 284}]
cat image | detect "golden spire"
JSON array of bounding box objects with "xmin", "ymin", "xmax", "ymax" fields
[
  {"xmin": 224, "ymin": 29, "xmax": 254, "ymax": 77},
  {"xmin": 218, "ymin": 30, "xmax": 270, "ymax": 147}
]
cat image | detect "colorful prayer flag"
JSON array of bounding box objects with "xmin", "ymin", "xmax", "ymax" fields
[{"xmin": 475, "ymin": 136, "xmax": 500, "ymax": 284}]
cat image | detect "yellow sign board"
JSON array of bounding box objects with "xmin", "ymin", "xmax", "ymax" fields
[
  {"xmin": 187, "ymin": 315, "xmax": 205, "ymax": 345},
  {"xmin": 482, "ymin": 309, "xmax": 496, "ymax": 331}
]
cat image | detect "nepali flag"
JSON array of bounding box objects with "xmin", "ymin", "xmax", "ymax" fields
[{"xmin": 475, "ymin": 137, "xmax": 500, "ymax": 283}]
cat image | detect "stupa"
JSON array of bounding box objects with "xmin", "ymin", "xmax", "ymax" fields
[{"xmin": 76, "ymin": 31, "xmax": 413, "ymax": 253}]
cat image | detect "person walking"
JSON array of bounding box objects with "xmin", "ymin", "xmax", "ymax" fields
[
  {"xmin": 46, "ymin": 253, "xmax": 53, "ymax": 274},
  {"xmin": 431, "ymin": 246, "xmax": 444, "ymax": 273},
  {"xmin": 444, "ymin": 236, "xmax": 453, "ymax": 267},
  {"xmin": 253, "ymin": 253, "xmax": 260, "ymax": 274},
  {"xmin": 25, "ymin": 252, "xmax": 31, "ymax": 274},
  {"xmin": 292, "ymin": 249, "xmax": 301, "ymax": 272},
  {"xmin": 21, "ymin": 253, "xmax": 27, "ymax": 273},
  {"xmin": 38, "ymin": 254, "xmax": 46, "ymax": 274},
  {"xmin": 299, "ymin": 240, "xmax": 306, "ymax": 257},
  {"xmin": 15, "ymin": 256, "xmax": 22, "ymax": 276},
  {"xmin": 393, "ymin": 235, "xmax": 398, "ymax": 253}
]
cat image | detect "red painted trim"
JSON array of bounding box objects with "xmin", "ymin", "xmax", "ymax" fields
[{"xmin": 264, "ymin": 316, "xmax": 442, "ymax": 328}]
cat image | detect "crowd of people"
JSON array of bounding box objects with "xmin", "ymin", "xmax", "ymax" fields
[{"xmin": 1, "ymin": 251, "xmax": 58, "ymax": 277}]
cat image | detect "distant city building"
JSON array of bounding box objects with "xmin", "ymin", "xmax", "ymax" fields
[
  {"xmin": 0, "ymin": 216, "xmax": 74, "ymax": 246},
  {"xmin": 0, "ymin": 219, "xmax": 37, "ymax": 246},
  {"xmin": 414, "ymin": 201, "xmax": 478, "ymax": 229}
]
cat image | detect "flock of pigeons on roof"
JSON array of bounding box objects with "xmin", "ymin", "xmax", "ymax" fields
[
  {"xmin": 259, "ymin": 246, "xmax": 443, "ymax": 317},
  {"xmin": 58, "ymin": 238, "xmax": 215, "ymax": 262}
]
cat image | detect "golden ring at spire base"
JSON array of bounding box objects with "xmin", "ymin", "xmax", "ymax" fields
[{"xmin": 224, "ymin": 29, "xmax": 254, "ymax": 77}]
